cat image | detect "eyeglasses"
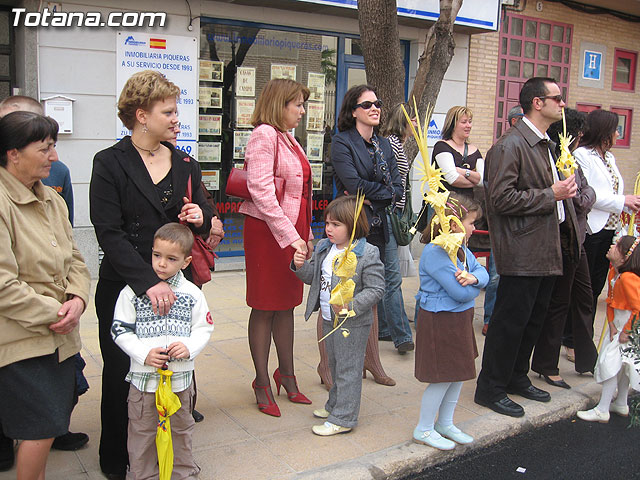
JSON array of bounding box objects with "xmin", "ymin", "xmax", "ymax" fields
[
  {"xmin": 538, "ymin": 95, "xmax": 564, "ymax": 103},
  {"xmin": 354, "ymin": 100, "xmax": 382, "ymax": 110}
]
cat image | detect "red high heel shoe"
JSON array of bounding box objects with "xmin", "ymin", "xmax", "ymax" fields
[
  {"xmin": 251, "ymin": 380, "xmax": 281, "ymax": 417},
  {"xmin": 273, "ymin": 368, "xmax": 312, "ymax": 404}
]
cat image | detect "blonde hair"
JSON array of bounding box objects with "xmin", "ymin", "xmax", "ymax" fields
[
  {"xmin": 441, "ymin": 106, "xmax": 473, "ymax": 141},
  {"xmin": 381, "ymin": 102, "xmax": 412, "ymax": 139},
  {"xmin": 118, "ymin": 70, "xmax": 180, "ymax": 130},
  {"xmin": 251, "ymin": 79, "xmax": 310, "ymax": 132}
]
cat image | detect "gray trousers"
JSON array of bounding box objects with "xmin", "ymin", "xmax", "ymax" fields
[
  {"xmin": 323, "ymin": 320, "xmax": 371, "ymax": 428},
  {"xmin": 126, "ymin": 382, "xmax": 200, "ymax": 480}
]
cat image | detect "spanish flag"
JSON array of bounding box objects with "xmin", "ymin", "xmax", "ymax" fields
[{"xmin": 150, "ymin": 38, "xmax": 166, "ymax": 49}]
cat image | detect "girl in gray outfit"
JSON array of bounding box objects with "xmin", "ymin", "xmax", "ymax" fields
[{"xmin": 293, "ymin": 196, "xmax": 385, "ymax": 435}]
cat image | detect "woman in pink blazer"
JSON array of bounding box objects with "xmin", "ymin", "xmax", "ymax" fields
[{"xmin": 239, "ymin": 79, "xmax": 313, "ymax": 417}]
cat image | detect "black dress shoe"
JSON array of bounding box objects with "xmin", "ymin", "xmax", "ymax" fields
[
  {"xmin": 51, "ymin": 431, "xmax": 89, "ymax": 451},
  {"xmin": 542, "ymin": 374, "xmax": 571, "ymax": 389},
  {"xmin": 192, "ymin": 409, "xmax": 204, "ymax": 423},
  {"xmin": 103, "ymin": 473, "xmax": 126, "ymax": 480},
  {"xmin": 378, "ymin": 335, "xmax": 393, "ymax": 342},
  {"xmin": 506, "ymin": 384, "xmax": 551, "ymax": 402},
  {"xmin": 474, "ymin": 395, "xmax": 524, "ymax": 418},
  {"xmin": 397, "ymin": 341, "xmax": 415, "ymax": 355},
  {"xmin": 0, "ymin": 436, "xmax": 14, "ymax": 472}
]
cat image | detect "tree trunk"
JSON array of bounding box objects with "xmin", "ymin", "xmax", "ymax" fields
[
  {"xmin": 357, "ymin": 0, "xmax": 406, "ymax": 126},
  {"xmin": 404, "ymin": 0, "xmax": 463, "ymax": 163}
]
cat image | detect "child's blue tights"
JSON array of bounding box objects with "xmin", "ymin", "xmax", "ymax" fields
[{"xmin": 416, "ymin": 381, "xmax": 463, "ymax": 432}]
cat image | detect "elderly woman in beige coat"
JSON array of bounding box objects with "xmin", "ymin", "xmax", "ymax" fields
[{"xmin": 0, "ymin": 111, "xmax": 90, "ymax": 480}]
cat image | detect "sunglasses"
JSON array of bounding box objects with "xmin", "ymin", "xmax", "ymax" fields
[
  {"xmin": 354, "ymin": 100, "xmax": 383, "ymax": 110},
  {"xmin": 538, "ymin": 95, "xmax": 564, "ymax": 103}
]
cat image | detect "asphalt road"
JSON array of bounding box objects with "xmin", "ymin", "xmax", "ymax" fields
[{"xmin": 405, "ymin": 407, "xmax": 640, "ymax": 480}]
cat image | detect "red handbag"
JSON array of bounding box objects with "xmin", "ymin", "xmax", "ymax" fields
[
  {"xmin": 225, "ymin": 128, "xmax": 286, "ymax": 204},
  {"xmin": 182, "ymin": 159, "xmax": 216, "ymax": 287}
]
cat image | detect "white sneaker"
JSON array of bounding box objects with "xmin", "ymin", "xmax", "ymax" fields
[
  {"xmin": 610, "ymin": 404, "xmax": 629, "ymax": 417},
  {"xmin": 577, "ymin": 407, "xmax": 610, "ymax": 423},
  {"xmin": 313, "ymin": 408, "xmax": 330, "ymax": 419},
  {"xmin": 312, "ymin": 421, "xmax": 351, "ymax": 436}
]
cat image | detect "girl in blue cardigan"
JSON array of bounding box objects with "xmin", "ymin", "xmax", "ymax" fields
[{"xmin": 413, "ymin": 194, "xmax": 489, "ymax": 450}]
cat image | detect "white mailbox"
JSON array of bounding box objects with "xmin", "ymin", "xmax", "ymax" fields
[{"xmin": 42, "ymin": 95, "xmax": 75, "ymax": 134}]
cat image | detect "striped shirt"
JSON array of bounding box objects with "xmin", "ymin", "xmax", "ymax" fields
[{"xmin": 388, "ymin": 135, "xmax": 409, "ymax": 211}]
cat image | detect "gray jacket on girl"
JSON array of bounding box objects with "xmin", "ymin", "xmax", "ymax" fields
[{"xmin": 292, "ymin": 237, "xmax": 385, "ymax": 327}]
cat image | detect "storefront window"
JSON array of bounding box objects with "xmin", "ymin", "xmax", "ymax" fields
[{"xmin": 198, "ymin": 20, "xmax": 338, "ymax": 255}]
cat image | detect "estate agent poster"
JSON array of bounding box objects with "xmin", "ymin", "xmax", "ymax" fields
[
  {"xmin": 236, "ymin": 67, "xmax": 256, "ymax": 97},
  {"xmin": 306, "ymin": 102, "xmax": 324, "ymax": 131},
  {"xmin": 198, "ymin": 142, "xmax": 221, "ymax": 162},
  {"xmin": 202, "ymin": 170, "xmax": 220, "ymax": 190},
  {"xmin": 271, "ymin": 64, "xmax": 297, "ymax": 81},
  {"xmin": 199, "ymin": 114, "xmax": 222, "ymax": 136},
  {"xmin": 116, "ymin": 32, "xmax": 197, "ymax": 155},
  {"xmin": 306, "ymin": 133, "xmax": 324, "ymax": 162},
  {"xmin": 199, "ymin": 60, "xmax": 224, "ymax": 82},
  {"xmin": 236, "ymin": 99, "xmax": 255, "ymax": 128},
  {"xmin": 234, "ymin": 131, "xmax": 252, "ymax": 159},
  {"xmin": 199, "ymin": 87, "xmax": 222, "ymax": 108},
  {"xmin": 307, "ymin": 72, "xmax": 325, "ymax": 102},
  {"xmin": 311, "ymin": 163, "xmax": 323, "ymax": 190}
]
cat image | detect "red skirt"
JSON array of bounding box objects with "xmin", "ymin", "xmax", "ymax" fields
[{"xmin": 243, "ymin": 202, "xmax": 310, "ymax": 311}]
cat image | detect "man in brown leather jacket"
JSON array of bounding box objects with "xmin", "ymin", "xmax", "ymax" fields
[{"xmin": 475, "ymin": 77, "xmax": 580, "ymax": 417}]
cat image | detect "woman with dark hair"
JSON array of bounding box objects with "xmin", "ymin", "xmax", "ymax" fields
[
  {"xmin": 532, "ymin": 108, "xmax": 597, "ymax": 386},
  {"xmin": 431, "ymin": 106, "xmax": 483, "ymax": 199},
  {"xmin": 0, "ymin": 111, "xmax": 90, "ymax": 479},
  {"xmin": 331, "ymin": 85, "xmax": 411, "ymax": 360},
  {"xmin": 239, "ymin": 78, "xmax": 314, "ymax": 417},
  {"xmin": 573, "ymin": 109, "xmax": 640, "ymax": 343},
  {"xmin": 90, "ymin": 70, "xmax": 213, "ymax": 478}
]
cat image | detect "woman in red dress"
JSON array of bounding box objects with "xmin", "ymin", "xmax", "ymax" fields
[{"xmin": 239, "ymin": 79, "xmax": 313, "ymax": 416}]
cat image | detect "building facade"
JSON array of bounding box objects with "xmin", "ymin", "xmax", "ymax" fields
[
  {"xmin": 468, "ymin": 1, "xmax": 640, "ymax": 189},
  {"xmin": 5, "ymin": 0, "xmax": 498, "ymax": 275}
]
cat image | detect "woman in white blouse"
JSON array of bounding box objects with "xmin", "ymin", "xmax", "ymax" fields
[
  {"xmin": 573, "ymin": 109, "xmax": 640, "ymax": 317},
  {"xmin": 431, "ymin": 106, "xmax": 483, "ymax": 199}
]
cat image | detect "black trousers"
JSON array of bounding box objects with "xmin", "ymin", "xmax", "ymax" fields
[
  {"xmin": 563, "ymin": 229, "xmax": 614, "ymax": 348},
  {"xmin": 476, "ymin": 275, "xmax": 556, "ymax": 402},
  {"xmin": 96, "ymin": 278, "xmax": 130, "ymax": 476},
  {"xmin": 532, "ymin": 247, "xmax": 597, "ymax": 376}
]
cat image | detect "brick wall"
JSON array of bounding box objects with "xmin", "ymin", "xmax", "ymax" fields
[{"xmin": 468, "ymin": 1, "xmax": 640, "ymax": 190}]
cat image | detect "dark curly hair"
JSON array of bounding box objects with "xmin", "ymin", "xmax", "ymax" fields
[
  {"xmin": 337, "ymin": 84, "xmax": 376, "ymax": 132},
  {"xmin": 547, "ymin": 108, "xmax": 586, "ymax": 156}
]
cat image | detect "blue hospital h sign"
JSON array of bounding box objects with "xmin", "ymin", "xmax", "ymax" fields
[{"xmin": 583, "ymin": 50, "xmax": 602, "ymax": 80}]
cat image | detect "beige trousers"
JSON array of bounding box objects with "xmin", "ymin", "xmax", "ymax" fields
[{"xmin": 126, "ymin": 382, "xmax": 200, "ymax": 480}]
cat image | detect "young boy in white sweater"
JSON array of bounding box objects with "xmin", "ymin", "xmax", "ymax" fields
[{"xmin": 111, "ymin": 223, "xmax": 213, "ymax": 479}]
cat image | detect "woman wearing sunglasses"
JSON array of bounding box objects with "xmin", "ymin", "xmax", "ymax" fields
[{"xmin": 331, "ymin": 84, "xmax": 411, "ymax": 363}]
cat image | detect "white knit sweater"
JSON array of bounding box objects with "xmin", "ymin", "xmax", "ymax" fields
[{"xmin": 111, "ymin": 271, "xmax": 213, "ymax": 374}]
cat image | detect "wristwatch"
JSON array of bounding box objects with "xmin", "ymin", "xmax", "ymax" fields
[{"xmin": 464, "ymin": 169, "xmax": 471, "ymax": 179}]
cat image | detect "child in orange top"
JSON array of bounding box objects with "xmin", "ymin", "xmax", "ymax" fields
[{"xmin": 577, "ymin": 235, "xmax": 640, "ymax": 423}]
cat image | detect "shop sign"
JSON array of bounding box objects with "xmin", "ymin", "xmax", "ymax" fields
[
  {"xmin": 294, "ymin": 0, "xmax": 500, "ymax": 30},
  {"xmin": 116, "ymin": 31, "xmax": 198, "ymax": 156}
]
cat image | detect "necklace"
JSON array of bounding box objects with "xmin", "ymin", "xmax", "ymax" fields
[{"xmin": 131, "ymin": 139, "xmax": 162, "ymax": 157}]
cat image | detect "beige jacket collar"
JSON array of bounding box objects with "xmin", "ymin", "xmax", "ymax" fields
[{"xmin": 0, "ymin": 166, "xmax": 51, "ymax": 205}]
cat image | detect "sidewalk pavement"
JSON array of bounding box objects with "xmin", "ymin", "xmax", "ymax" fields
[{"xmin": 1, "ymin": 260, "xmax": 606, "ymax": 480}]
